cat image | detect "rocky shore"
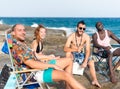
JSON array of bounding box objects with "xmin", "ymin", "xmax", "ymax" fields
[{"xmin": 0, "ymin": 24, "xmax": 120, "ymax": 89}]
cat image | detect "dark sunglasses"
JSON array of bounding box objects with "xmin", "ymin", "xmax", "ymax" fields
[{"xmin": 78, "ymin": 27, "xmax": 86, "ymax": 30}]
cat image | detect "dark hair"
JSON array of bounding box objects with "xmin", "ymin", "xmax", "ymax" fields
[
  {"xmin": 12, "ymin": 24, "xmax": 18, "ymax": 31},
  {"xmin": 77, "ymin": 20, "xmax": 86, "ymax": 27},
  {"xmin": 95, "ymin": 21, "xmax": 103, "ymax": 28}
]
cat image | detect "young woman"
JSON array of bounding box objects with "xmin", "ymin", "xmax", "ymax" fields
[
  {"xmin": 31, "ymin": 25, "xmax": 59, "ymax": 60},
  {"xmin": 31, "ymin": 24, "xmax": 85, "ymax": 89}
]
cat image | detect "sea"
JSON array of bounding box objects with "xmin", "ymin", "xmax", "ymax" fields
[{"xmin": 0, "ymin": 17, "xmax": 120, "ymax": 37}]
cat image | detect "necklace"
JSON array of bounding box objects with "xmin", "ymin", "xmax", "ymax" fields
[{"xmin": 75, "ymin": 33, "xmax": 82, "ymax": 48}]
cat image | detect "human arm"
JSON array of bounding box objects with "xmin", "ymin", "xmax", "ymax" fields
[
  {"xmin": 35, "ymin": 53, "xmax": 60, "ymax": 60},
  {"xmin": 24, "ymin": 59, "xmax": 62, "ymax": 71},
  {"xmin": 108, "ymin": 30, "xmax": 120, "ymax": 44},
  {"xmin": 81, "ymin": 35, "xmax": 90, "ymax": 68},
  {"xmin": 32, "ymin": 40, "xmax": 60, "ymax": 60},
  {"xmin": 64, "ymin": 34, "xmax": 78, "ymax": 52},
  {"xmin": 13, "ymin": 43, "xmax": 62, "ymax": 70}
]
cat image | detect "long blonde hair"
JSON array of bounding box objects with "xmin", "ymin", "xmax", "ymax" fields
[{"xmin": 34, "ymin": 24, "xmax": 46, "ymax": 43}]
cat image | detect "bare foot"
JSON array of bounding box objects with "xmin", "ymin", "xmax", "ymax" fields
[
  {"xmin": 92, "ymin": 81, "xmax": 101, "ymax": 88},
  {"xmin": 110, "ymin": 75, "xmax": 118, "ymax": 84}
]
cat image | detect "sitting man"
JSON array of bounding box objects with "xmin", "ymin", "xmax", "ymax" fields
[
  {"xmin": 92, "ymin": 21, "xmax": 120, "ymax": 83},
  {"xmin": 11, "ymin": 24, "xmax": 86, "ymax": 89},
  {"xmin": 64, "ymin": 20, "xmax": 101, "ymax": 88}
]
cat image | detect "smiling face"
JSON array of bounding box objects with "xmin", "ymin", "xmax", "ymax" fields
[
  {"xmin": 96, "ymin": 22, "xmax": 104, "ymax": 31},
  {"xmin": 39, "ymin": 28, "xmax": 46, "ymax": 39},
  {"xmin": 12, "ymin": 24, "xmax": 26, "ymax": 41},
  {"xmin": 77, "ymin": 23, "xmax": 86, "ymax": 36}
]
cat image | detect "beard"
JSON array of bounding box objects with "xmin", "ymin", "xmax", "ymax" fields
[{"xmin": 76, "ymin": 30, "xmax": 83, "ymax": 36}]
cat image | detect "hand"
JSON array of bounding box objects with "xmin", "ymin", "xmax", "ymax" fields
[
  {"xmin": 71, "ymin": 44, "xmax": 78, "ymax": 51},
  {"xmin": 81, "ymin": 62, "xmax": 87, "ymax": 68},
  {"xmin": 52, "ymin": 65, "xmax": 63, "ymax": 71},
  {"xmin": 104, "ymin": 46, "xmax": 111, "ymax": 51},
  {"xmin": 78, "ymin": 46, "xmax": 83, "ymax": 53},
  {"xmin": 38, "ymin": 52, "xmax": 43, "ymax": 55},
  {"xmin": 54, "ymin": 56, "xmax": 60, "ymax": 59},
  {"xmin": 49, "ymin": 55, "xmax": 60, "ymax": 59},
  {"xmin": 49, "ymin": 54, "xmax": 55, "ymax": 58}
]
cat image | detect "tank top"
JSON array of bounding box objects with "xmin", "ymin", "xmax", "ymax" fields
[{"xmin": 96, "ymin": 30, "xmax": 111, "ymax": 47}]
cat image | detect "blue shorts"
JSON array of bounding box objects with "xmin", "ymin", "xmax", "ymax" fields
[
  {"xmin": 72, "ymin": 52, "xmax": 85, "ymax": 64},
  {"xmin": 43, "ymin": 59, "xmax": 56, "ymax": 83}
]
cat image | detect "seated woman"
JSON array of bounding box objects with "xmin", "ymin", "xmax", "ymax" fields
[{"xmin": 31, "ymin": 25, "xmax": 59, "ymax": 60}]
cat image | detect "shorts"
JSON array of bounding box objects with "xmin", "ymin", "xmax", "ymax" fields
[
  {"xmin": 72, "ymin": 52, "xmax": 85, "ymax": 64},
  {"xmin": 72, "ymin": 52, "xmax": 91, "ymax": 64},
  {"xmin": 35, "ymin": 59, "xmax": 56, "ymax": 83}
]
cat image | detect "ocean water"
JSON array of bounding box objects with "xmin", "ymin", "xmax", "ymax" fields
[{"xmin": 0, "ymin": 17, "xmax": 120, "ymax": 37}]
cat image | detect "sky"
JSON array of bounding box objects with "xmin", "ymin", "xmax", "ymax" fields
[{"xmin": 0, "ymin": 0, "xmax": 120, "ymax": 17}]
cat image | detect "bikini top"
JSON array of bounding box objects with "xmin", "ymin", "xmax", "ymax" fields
[{"xmin": 36, "ymin": 41, "xmax": 43, "ymax": 53}]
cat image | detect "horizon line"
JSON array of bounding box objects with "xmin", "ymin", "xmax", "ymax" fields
[{"xmin": 0, "ymin": 16, "xmax": 120, "ymax": 18}]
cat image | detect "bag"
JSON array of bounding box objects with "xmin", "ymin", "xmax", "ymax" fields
[
  {"xmin": 0, "ymin": 64, "xmax": 12, "ymax": 89},
  {"xmin": 72, "ymin": 62, "xmax": 84, "ymax": 75}
]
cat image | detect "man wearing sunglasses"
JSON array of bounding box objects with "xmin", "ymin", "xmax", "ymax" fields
[{"xmin": 64, "ymin": 21, "xmax": 101, "ymax": 88}]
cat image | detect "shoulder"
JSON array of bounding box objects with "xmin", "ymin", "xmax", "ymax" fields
[
  {"xmin": 67, "ymin": 32, "xmax": 75, "ymax": 39},
  {"xmin": 31, "ymin": 40, "xmax": 38, "ymax": 48},
  {"xmin": 68, "ymin": 32, "xmax": 75, "ymax": 37},
  {"xmin": 32, "ymin": 39, "xmax": 37, "ymax": 44},
  {"xmin": 83, "ymin": 33, "xmax": 90, "ymax": 41},
  {"xmin": 83, "ymin": 33, "xmax": 90, "ymax": 39},
  {"xmin": 106, "ymin": 30, "xmax": 113, "ymax": 36},
  {"xmin": 92, "ymin": 32, "xmax": 97, "ymax": 38}
]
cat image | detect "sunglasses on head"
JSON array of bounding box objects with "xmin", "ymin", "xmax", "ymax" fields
[{"xmin": 78, "ymin": 27, "xmax": 86, "ymax": 30}]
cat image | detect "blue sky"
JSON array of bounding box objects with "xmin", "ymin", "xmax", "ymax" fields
[{"xmin": 0, "ymin": 0, "xmax": 120, "ymax": 17}]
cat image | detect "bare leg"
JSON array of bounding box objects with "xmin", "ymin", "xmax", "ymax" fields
[
  {"xmin": 52, "ymin": 70, "xmax": 86, "ymax": 89},
  {"xmin": 113, "ymin": 60, "xmax": 120, "ymax": 71},
  {"xmin": 107, "ymin": 51, "xmax": 117, "ymax": 83},
  {"xmin": 88, "ymin": 60, "xmax": 101, "ymax": 88},
  {"xmin": 113, "ymin": 48, "xmax": 120, "ymax": 71},
  {"xmin": 56, "ymin": 55, "xmax": 73, "ymax": 89},
  {"xmin": 65, "ymin": 52, "xmax": 74, "ymax": 89}
]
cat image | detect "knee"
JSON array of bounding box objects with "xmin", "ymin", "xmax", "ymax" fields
[
  {"xmin": 62, "ymin": 72, "xmax": 72, "ymax": 81},
  {"xmin": 67, "ymin": 58, "xmax": 73, "ymax": 64},
  {"xmin": 88, "ymin": 60, "xmax": 94, "ymax": 67},
  {"xmin": 66, "ymin": 52, "xmax": 73, "ymax": 58},
  {"xmin": 107, "ymin": 50, "xmax": 113, "ymax": 56}
]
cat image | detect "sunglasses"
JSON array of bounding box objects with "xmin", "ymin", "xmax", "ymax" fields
[{"xmin": 78, "ymin": 27, "xmax": 86, "ymax": 30}]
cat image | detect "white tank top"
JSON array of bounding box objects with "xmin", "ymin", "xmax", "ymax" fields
[{"xmin": 96, "ymin": 30, "xmax": 111, "ymax": 47}]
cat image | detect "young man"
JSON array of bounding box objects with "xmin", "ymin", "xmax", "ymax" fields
[
  {"xmin": 92, "ymin": 21, "xmax": 120, "ymax": 83},
  {"xmin": 64, "ymin": 21, "xmax": 101, "ymax": 88},
  {"xmin": 11, "ymin": 24, "xmax": 86, "ymax": 89}
]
